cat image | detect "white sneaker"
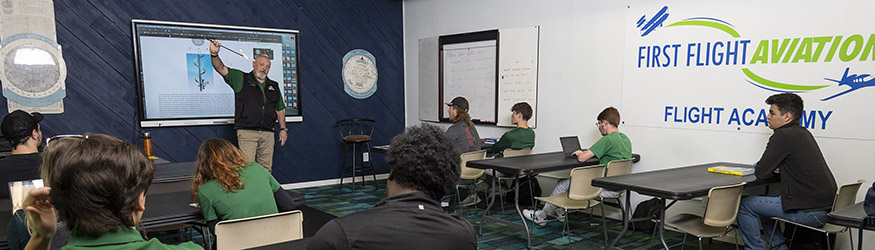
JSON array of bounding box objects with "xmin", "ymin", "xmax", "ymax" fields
[
  {"xmin": 554, "ymin": 209, "xmax": 567, "ymax": 223},
  {"xmin": 460, "ymin": 194, "xmax": 481, "ymax": 207},
  {"xmin": 523, "ymin": 209, "xmax": 548, "ymax": 226}
]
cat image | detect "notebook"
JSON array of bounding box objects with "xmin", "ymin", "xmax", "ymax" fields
[
  {"xmin": 707, "ymin": 166, "xmax": 754, "ymax": 176},
  {"xmin": 560, "ymin": 136, "xmax": 582, "ymax": 158}
]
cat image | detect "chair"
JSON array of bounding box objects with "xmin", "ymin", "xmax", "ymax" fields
[
  {"xmin": 534, "ymin": 164, "xmax": 607, "ymax": 244},
  {"xmin": 336, "ymin": 118, "xmax": 377, "ymax": 191},
  {"xmin": 768, "ymin": 180, "xmax": 866, "ymax": 250},
  {"xmin": 496, "ymin": 147, "xmax": 534, "ymax": 211},
  {"xmin": 455, "ymin": 150, "xmax": 487, "ymax": 214},
  {"xmin": 599, "ymin": 158, "xmax": 635, "ymax": 224},
  {"xmin": 214, "ymin": 210, "xmax": 304, "ymax": 250},
  {"xmin": 664, "ymin": 182, "xmax": 746, "ymax": 250}
]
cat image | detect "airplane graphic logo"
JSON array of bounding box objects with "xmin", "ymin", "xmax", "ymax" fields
[{"xmin": 821, "ymin": 67, "xmax": 875, "ymax": 101}]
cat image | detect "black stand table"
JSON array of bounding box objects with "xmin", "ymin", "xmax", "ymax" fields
[
  {"xmin": 467, "ymin": 151, "xmax": 641, "ymax": 249},
  {"xmin": 592, "ymin": 162, "xmax": 771, "ymax": 249}
]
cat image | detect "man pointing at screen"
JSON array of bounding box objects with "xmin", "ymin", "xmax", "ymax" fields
[{"xmin": 210, "ymin": 40, "xmax": 287, "ymax": 172}]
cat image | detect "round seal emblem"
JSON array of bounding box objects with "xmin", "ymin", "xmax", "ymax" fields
[{"xmin": 342, "ymin": 49, "xmax": 377, "ymax": 99}]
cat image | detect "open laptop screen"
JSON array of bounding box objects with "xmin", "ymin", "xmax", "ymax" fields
[{"xmin": 560, "ymin": 136, "xmax": 582, "ymax": 158}]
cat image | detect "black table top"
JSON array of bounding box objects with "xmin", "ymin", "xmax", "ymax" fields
[
  {"xmin": 153, "ymin": 161, "xmax": 195, "ymax": 183},
  {"xmin": 827, "ymin": 202, "xmax": 875, "ymax": 230},
  {"xmin": 466, "ymin": 151, "xmax": 641, "ymax": 176},
  {"xmin": 592, "ymin": 162, "xmax": 765, "ymax": 200}
]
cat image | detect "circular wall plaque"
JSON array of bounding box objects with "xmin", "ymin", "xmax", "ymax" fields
[{"xmin": 342, "ymin": 49, "xmax": 377, "ymax": 99}]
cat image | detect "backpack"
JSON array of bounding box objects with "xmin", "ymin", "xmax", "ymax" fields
[
  {"xmin": 864, "ymin": 182, "xmax": 875, "ymax": 216},
  {"xmin": 504, "ymin": 176, "xmax": 542, "ymax": 207},
  {"xmin": 629, "ymin": 197, "xmax": 662, "ymax": 232}
]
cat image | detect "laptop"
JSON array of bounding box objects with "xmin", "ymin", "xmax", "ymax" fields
[{"xmin": 560, "ymin": 136, "xmax": 583, "ymax": 158}]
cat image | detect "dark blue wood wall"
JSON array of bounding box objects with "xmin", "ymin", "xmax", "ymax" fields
[{"xmin": 0, "ymin": 0, "xmax": 404, "ymax": 183}]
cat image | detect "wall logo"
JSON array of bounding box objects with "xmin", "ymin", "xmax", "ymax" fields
[{"xmin": 634, "ymin": 6, "xmax": 875, "ymax": 102}]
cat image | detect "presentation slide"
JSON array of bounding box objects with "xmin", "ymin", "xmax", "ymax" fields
[{"xmin": 134, "ymin": 21, "xmax": 300, "ymax": 127}]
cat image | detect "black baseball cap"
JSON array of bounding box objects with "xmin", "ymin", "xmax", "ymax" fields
[
  {"xmin": 445, "ymin": 96, "xmax": 469, "ymax": 110},
  {"xmin": 1, "ymin": 110, "xmax": 44, "ymax": 140}
]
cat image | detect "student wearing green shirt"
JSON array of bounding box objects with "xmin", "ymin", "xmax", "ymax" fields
[
  {"xmin": 523, "ymin": 107, "xmax": 632, "ymax": 225},
  {"xmin": 460, "ymin": 102, "xmax": 535, "ymax": 206},
  {"xmin": 488, "ymin": 102, "xmax": 535, "ymax": 157},
  {"xmin": 190, "ymin": 139, "xmax": 296, "ymax": 235},
  {"xmin": 22, "ymin": 134, "xmax": 202, "ymax": 250}
]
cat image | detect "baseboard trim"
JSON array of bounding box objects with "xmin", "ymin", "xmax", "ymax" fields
[{"xmin": 282, "ymin": 173, "xmax": 390, "ymax": 190}]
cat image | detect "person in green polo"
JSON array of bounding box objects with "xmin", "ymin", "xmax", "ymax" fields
[
  {"xmin": 488, "ymin": 102, "xmax": 535, "ymax": 157},
  {"xmin": 459, "ymin": 102, "xmax": 536, "ymax": 207},
  {"xmin": 523, "ymin": 107, "xmax": 632, "ymax": 225},
  {"xmin": 21, "ymin": 134, "xmax": 202, "ymax": 250}
]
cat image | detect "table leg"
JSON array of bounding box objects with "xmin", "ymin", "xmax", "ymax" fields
[
  {"xmin": 479, "ymin": 169, "xmax": 499, "ymax": 236},
  {"xmin": 658, "ymin": 198, "xmax": 670, "ymax": 249},
  {"xmin": 609, "ymin": 190, "xmax": 632, "ymax": 249},
  {"xmin": 514, "ymin": 174, "xmax": 532, "ymax": 249}
]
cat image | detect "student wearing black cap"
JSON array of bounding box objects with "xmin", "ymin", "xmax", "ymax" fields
[
  {"xmin": 445, "ymin": 96, "xmax": 481, "ymax": 154},
  {"xmin": 0, "ymin": 110, "xmax": 44, "ymax": 199}
]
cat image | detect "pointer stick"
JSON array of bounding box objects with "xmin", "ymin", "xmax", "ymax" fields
[{"xmin": 208, "ymin": 39, "xmax": 251, "ymax": 62}]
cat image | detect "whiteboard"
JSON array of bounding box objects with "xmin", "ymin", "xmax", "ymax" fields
[
  {"xmin": 497, "ymin": 26, "xmax": 539, "ymax": 127},
  {"xmin": 441, "ymin": 40, "xmax": 497, "ymax": 123}
]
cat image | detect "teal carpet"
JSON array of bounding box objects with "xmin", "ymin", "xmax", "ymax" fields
[{"xmin": 292, "ymin": 180, "xmax": 742, "ymax": 250}]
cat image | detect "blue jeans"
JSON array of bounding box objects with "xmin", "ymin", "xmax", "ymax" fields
[{"xmin": 737, "ymin": 195, "xmax": 828, "ymax": 250}]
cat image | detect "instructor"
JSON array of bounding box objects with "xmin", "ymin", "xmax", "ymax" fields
[{"xmin": 210, "ymin": 40, "xmax": 287, "ymax": 172}]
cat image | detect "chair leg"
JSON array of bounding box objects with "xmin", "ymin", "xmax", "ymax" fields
[
  {"xmin": 601, "ymin": 203, "xmax": 608, "ymax": 248},
  {"xmin": 456, "ymin": 186, "xmax": 464, "ymax": 217},
  {"xmin": 825, "ymin": 232, "xmax": 831, "ymax": 250},
  {"xmin": 697, "ymin": 237, "xmax": 703, "ymax": 250},
  {"xmin": 849, "ymin": 228, "xmax": 855, "ymax": 250},
  {"xmin": 339, "ymin": 143, "xmax": 349, "ymax": 190},
  {"xmin": 352, "ymin": 142, "xmax": 359, "ymax": 191}
]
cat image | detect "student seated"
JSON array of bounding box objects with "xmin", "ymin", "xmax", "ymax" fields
[
  {"xmin": 308, "ymin": 124, "xmax": 477, "ymax": 250},
  {"xmin": 487, "ymin": 102, "xmax": 535, "ymax": 157},
  {"xmin": 736, "ymin": 93, "xmax": 837, "ymax": 250},
  {"xmin": 523, "ymin": 107, "xmax": 632, "ymax": 225},
  {"xmin": 22, "ymin": 134, "xmax": 202, "ymax": 249},
  {"xmin": 445, "ymin": 96, "xmax": 481, "ymax": 153},
  {"xmin": 460, "ymin": 102, "xmax": 535, "ymax": 206},
  {"xmin": 190, "ymin": 139, "xmax": 296, "ymax": 232}
]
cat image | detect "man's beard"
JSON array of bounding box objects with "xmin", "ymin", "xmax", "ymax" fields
[{"xmin": 255, "ymin": 71, "xmax": 266, "ymax": 80}]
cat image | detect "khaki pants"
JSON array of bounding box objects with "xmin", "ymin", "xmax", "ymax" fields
[{"xmin": 236, "ymin": 129, "xmax": 275, "ymax": 171}]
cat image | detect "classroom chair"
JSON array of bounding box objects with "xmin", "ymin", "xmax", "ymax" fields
[
  {"xmin": 534, "ymin": 164, "xmax": 607, "ymax": 244},
  {"xmin": 336, "ymin": 118, "xmax": 377, "ymax": 191},
  {"xmin": 455, "ymin": 150, "xmax": 487, "ymax": 215},
  {"xmin": 768, "ymin": 180, "xmax": 866, "ymax": 250},
  {"xmin": 214, "ymin": 210, "xmax": 304, "ymax": 250},
  {"xmin": 664, "ymin": 182, "xmax": 746, "ymax": 250},
  {"xmin": 599, "ymin": 158, "xmax": 635, "ymax": 222}
]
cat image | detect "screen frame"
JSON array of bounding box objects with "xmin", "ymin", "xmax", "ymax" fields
[
  {"xmin": 438, "ymin": 29, "xmax": 499, "ymax": 125},
  {"xmin": 131, "ymin": 19, "xmax": 302, "ymax": 127}
]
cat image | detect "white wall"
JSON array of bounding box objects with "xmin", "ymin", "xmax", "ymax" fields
[{"xmin": 404, "ymin": 0, "xmax": 875, "ymax": 248}]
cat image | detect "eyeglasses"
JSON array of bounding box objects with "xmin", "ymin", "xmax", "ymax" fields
[{"xmin": 45, "ymin": 134, "xmax": 88, "ymax": 147}]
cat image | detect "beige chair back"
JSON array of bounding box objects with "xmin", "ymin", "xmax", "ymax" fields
[
  {"xmin": 459, "ymin": 150, "xmax": 487, "ymax": 180},
  {"xmin": 832, "ymin": 180, "xmax": 866, "ymax": 211},
  {"xmin": 215, "ymin": 210, "xmax": 304, "ymax": 250},
  {"xmin": 702, "ymin": 182, "xmax": 745, "ymax": 227},
  {"xmin": 604, "ymin": 158, "xmax": 634, "ymax": 177},
  {"xmin": 567, "ymin": 165, "xmax": 605, "ymax": 200},
  {"xmin": 502, "ymin": 147, "xmax": 532, "ymax": 158}
]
